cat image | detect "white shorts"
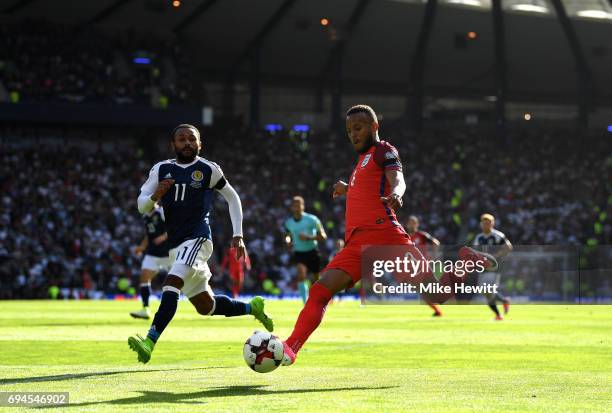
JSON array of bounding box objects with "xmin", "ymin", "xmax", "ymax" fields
[
  {"xmin": 169, "ymin": 237, "xmax": 214, "ymax": 298},
  {"xmin": 141, "ymin": 255, "xmax": 171, "ymax": 272}
]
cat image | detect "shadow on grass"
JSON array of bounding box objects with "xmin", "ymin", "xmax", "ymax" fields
[
  {"xmin": 0, "ymin": 367, "xmax": 227, "ymax": 385},
  {"xmin": 38, "ymin": 385, "xmax": 399, "ymax": 408}
]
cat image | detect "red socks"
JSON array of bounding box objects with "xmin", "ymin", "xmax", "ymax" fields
[{"xmin": 286, "ymin": 283, "xmax": 333, "ymax": 353}]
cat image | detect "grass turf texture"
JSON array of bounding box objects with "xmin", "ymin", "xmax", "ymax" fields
[{"xmin": 0, "ymin": 300, "xmax": 610, "ymax": 412}]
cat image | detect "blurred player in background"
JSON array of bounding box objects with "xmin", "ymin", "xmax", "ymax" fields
[
  {"xmin": 130, "ymin": 204, "xmax": 170, "ymax": 319},
  {"xmin": 474, "ymin": 213, "xmax": 513, "ymax": 320},
  {"xmin": 128, "ymin": 124, "xmax": 273, "ymax": 364},
  {"xmin": 284, "ymin": 196, "xmax": 327, "ymax": 304},
  {"xmin": 406, "ymin": 215, "xmax": 440, "ymax": 248},
  {"xmin": 281, "ymin": 105, "xmax": 496, "ymax": 366},
  {"xmin": 406, "ymin": 215, "xmax": 443, "ymax": 317},
  {"xmin": 220, "ymin": 246, "xmax": 251, "ymax": 298}
]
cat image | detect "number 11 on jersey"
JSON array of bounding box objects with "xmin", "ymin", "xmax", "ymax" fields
[{"xmin": 174, "ymin": 183, "xmax": 186, "ymax": 201}]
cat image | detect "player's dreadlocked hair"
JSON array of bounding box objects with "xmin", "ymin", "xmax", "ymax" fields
[
  {"xmin": 346, "ymin": 104, "xmax": 378, "ymax": 123},
  {"xmin": 171, "ymin": 124, "xmax": 201, "ymax": 141}
]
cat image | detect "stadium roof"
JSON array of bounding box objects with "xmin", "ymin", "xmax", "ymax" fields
[{"xmin": 2, "ymin": 0, "xmax": 612, "ymax": 103}]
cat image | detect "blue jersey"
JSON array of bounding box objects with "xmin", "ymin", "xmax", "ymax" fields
[
  {"xmin": 474, "ymin": 229, "xmax": 510, "ymax": 269},
  {"xmin": 474, "ymin": 229, "xmax": 508, "ymax": 247},
  {"xmin": 284, "ymin": 213, "xmax": 322, "ymax": 253},
  {"xmin": 143, "ymin": 206, "xmax": 169, "ymax": 257},
  {"xmin": 140, "ymin": 157, "xmax": 226, "ymax": 249}
]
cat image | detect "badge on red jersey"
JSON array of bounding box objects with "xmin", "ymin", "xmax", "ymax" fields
[{"xmin": 361, "ymin": 154, "xmax": 372, "ymax": 168}]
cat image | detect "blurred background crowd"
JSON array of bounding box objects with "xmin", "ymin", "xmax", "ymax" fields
[
  {"xmin": 0, "ymin": 19, "xmax": 195, "ymax": 106},
  {"xmin": 1, "ymin": 12, "xmax": 610, "ymax": 300},
  {"xmin": 1, "ymin": 124, "xmax": 610, "ymax": 299}
]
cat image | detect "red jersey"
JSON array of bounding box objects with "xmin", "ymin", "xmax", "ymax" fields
[
  {"xmin": 408, "ymin": 230, "xmax": 436, "ymax": 246},
  {"xmin": 220, "ymin": 247, "xmax": 251, "ymax": 275},
  {"xmin": 408, "ymin": 230, "xmax": 437, "ymax": 260},
  {"xmin": 345, "ymin": 140, "xmax": 402, "ymax": 239}
]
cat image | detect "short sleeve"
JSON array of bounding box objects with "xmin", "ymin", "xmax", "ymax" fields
[
  {"xmin": 313, "ymin": 215, "xmax": 323, "ymax": 230},
  {"xmin": 373, "ymin": 141, "xmax": 402, "ymax": 171}
]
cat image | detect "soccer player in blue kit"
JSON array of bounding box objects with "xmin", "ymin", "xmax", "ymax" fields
[{"xmin": 128, "ymin": 124, "xmax": 273, "ymax": 364}]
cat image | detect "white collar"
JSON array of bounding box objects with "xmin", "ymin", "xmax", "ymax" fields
[{"xmin": 174, "ymin": 157, "xmax": 200, "ymax": 169}]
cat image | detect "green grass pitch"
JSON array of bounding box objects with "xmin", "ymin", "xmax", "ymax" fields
[{"xmin": 0, "ymin": 300, "xmax": 610, "ymax": 412}]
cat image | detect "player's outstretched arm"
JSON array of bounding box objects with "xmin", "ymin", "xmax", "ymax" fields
[{"xmin": 380, "ymin": 169, "xmax": 406, "ymax": 211}]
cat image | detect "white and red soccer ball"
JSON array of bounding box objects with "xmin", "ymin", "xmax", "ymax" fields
[{"xmin": 243, "ymin": 330, "xmax": 284, "ymax": 373}]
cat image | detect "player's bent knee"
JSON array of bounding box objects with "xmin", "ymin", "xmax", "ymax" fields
[
  {"xmin": 190, "ymin": 292, "xmax": 214, "ymax": 315},
  {"xmin": 195, "ymin": 303, "xmax": 213, "ymax": 316},
  {"xmin": 163, "ymin": 274, "xmax": 184, "ymax": 290},
  {"xmin": 316, "ymin": 269, "xmax": 352, "ymax": 295}
]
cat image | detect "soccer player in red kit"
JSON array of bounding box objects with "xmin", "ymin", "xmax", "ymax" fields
[
  {"xmin": 281, "ymin": 105, "xmax": 422, "ymax": 365},
  {"xmin": 281, "ymin": 105, "xmax": 495, "ymax": 366},
  {"xmin": 407, "ymin": 215, "xmax": 440, "ymax": 249},
  {"xmin": 220, "ymin": 247, "xmax": 251, "ymax": 298},
  {"xmin": 406, "ymin": 215, "xmax": 443, "ymax": 317}
]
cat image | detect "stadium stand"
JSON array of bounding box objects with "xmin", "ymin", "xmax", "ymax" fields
[
  {"xmin": 1, "ymin": 125, "xmax": 610, "ymax": 298},
  {"xmin": 0, "ymin": 19, "xmax": 194, "ymax": 106}
]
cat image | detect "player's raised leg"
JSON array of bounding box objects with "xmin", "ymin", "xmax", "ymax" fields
[
  {"xmin": 188, "ymin": 238, "xmax": 273, "ymax": 330},
  {"xmin": 282, "ymin": 268, "xmax": 352, "ymax": 365},
  {"xmin": 189, "ymin": 290, "xmax": 274, "ymax": 332}
]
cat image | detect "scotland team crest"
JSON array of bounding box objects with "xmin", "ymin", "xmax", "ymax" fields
[
  {"xmin": 191, "ymin": 170, "xmax": 204, "ymax": 181},
  {"xmin": 190, "ymin": 170, "xmax": 204, "ymax": 188}
]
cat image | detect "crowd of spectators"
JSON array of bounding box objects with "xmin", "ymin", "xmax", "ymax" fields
[
  {"xmin": 0, "ymin": 20, "xmax": 195, "ymax": 106},
  {"xmin": 309, "ymin": 126, "xmax": 612, "ymax": 246},
  {"xmin": 0, "ymin": 125, "xmax": 610, "ymax": 299},
  {"xmin": 0, "ymin": 17, "xmax": 608, "ymax": 300},
  {"xmin": 0, "ymin": 126, "xmax": 330, "ymax": 299}
]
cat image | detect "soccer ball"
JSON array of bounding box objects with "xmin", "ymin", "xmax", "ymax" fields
[{"xmin": 243, "ymin": 330, "xmax": 284, "ymax": 373}]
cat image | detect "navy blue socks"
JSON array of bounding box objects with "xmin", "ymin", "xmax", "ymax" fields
[
  {"xmin": 140, "ymin": 283, "xmax": 151, "ymax": 307},
  {"xmin": 211, "ymin": 295, "xmax": 250, "ymax": 317},
  {"xmin": 147, "ymin": 287, "xmax": 179, "ymax": 343}
]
